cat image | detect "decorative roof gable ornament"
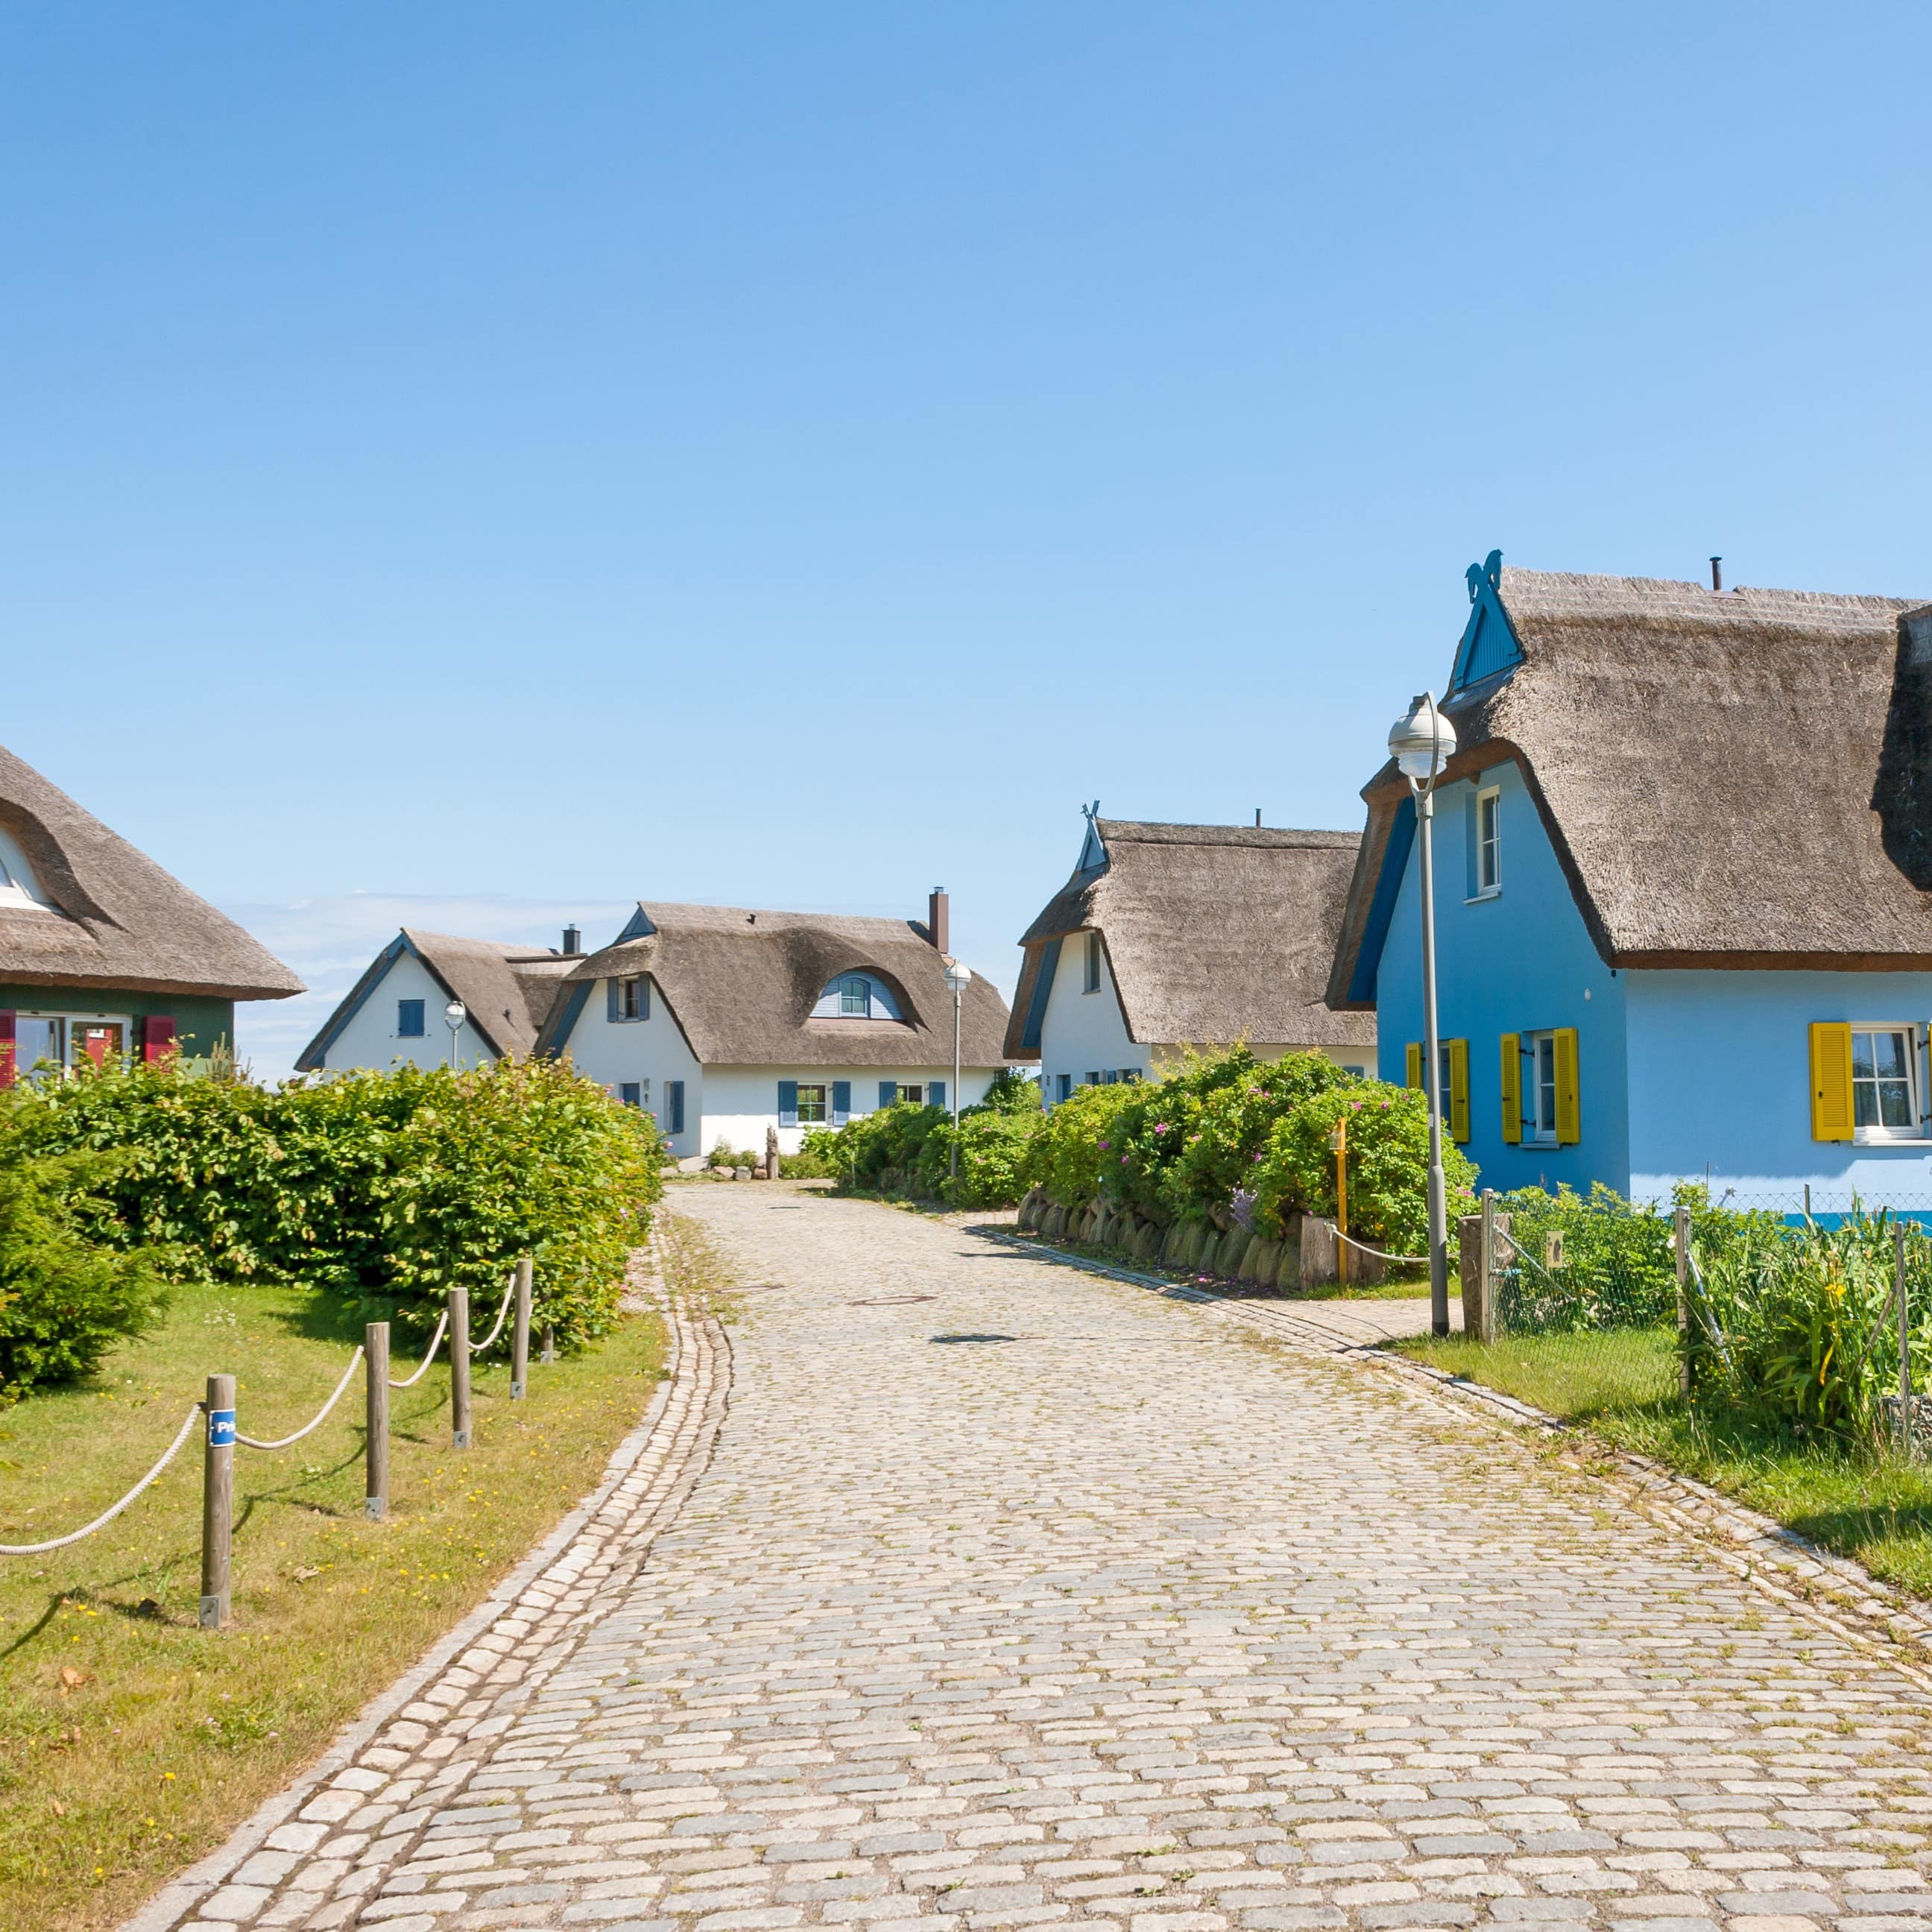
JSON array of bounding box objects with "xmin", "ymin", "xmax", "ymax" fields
[{"xmin": 1449, "ymin": 549, "xmax": 1524, "ymax": 693}]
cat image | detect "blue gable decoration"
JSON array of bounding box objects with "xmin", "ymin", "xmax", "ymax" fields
[
  {"xmin": 1345, "ymin": 795, "xmax": 1416, "ymax": 1006},
  {"xmin": 1017, "ymin": 935, "xmax": 1061, "ymax": 1054},
  {"xmin": 1448, "ymin": 550, "xmax": 1524, "ymax": 693}
]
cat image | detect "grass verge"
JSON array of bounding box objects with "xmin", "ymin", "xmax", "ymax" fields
[
  {"xmin": 1392, "ymin": 1328, "xmax": 1932, "ymax": 1603},
  {"xmin": 0, "ymin": 1271, "xmax": 667, "ymax": 1932}
]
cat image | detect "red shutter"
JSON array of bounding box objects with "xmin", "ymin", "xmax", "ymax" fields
[
  {"xmin": 142, "ymin": 1014, "xmax": 177, "ymax": 1064},
  {"xmin": 0, "ymin": 1011, "xmax": 13, "ymax": 1089}
]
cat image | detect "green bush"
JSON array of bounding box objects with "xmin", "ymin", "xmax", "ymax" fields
[
  {"xmin": 1165, "ymin": 1052, "xmax": 1355, "ymax": 1220},
  {"xmin": 0, "ymin": 1133, "xmax": 169, "ymax": 1398},
  {"xmin": 1688, "ymin": 1213, "xmax": 1924, "ymax": 1443},
  {"xmin": 1253, "ymin": 1082, "xmax": 1480, "ymax": 1254},
  {"xmin": 974, "ymin": 1069, "xmax": 1043, "ymax": 1115},
  {"xmin": 912, "ymin": 1110, "xmax": 1042, "ymax": 1208},
  {"xmin": 1101, "ymin": 1049, "xmax": 1254, "ymax": 1223},
  {"xmin": 1025, "ymin": 1081, "xmax": 1143, "ymax": 1208},
  {"xmin": 9, "ymin": 1058, "xmax": 662, "ymax": 1346}
]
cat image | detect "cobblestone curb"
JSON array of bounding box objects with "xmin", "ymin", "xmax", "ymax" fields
[
  {"xmin": 981, "ymin": 1225, "xmax": 1932, "ymax": 1676},
  {"xmin": 123, "ymin": 1285, "xmax": 731, "ymax": 1932}
]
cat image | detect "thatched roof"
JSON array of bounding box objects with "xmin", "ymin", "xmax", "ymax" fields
[
  {"xmin": 1328, "ymin": 564, "xmax": 1932, "ymax": 1005},
  {"xmin": 295, "ymin": 930, "xmax": 574, "ymax": 1070},
  {"xmin": 1005, "ymin": 820, "xmax": 1376, "ymax": 1058},
  {"xmin": 541, "ymin": 902, "xmax": 1017, "ymax": 1069},
  {"xmin": 0, "ymin": 742, "xmax": 302, "ymax": 1002}
]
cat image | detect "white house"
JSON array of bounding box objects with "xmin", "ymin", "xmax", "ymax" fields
[
  {"xmin": 297, "ymin": 928, "xmax": 581, "ymax": 1073},
  {"xmin": 1006, "ymin": 815, "xmax": 1377, "ymax": 1103},
  {"xmin": 537, "ymin": 891, "xmax": 1019, "ymax": 1161}
]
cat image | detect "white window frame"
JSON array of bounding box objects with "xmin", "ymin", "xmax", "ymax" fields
[
  {"xmin": 1083, "ymin": 932, "xmax": 1102, "ymax": 994},
  {"xmin": 1523, "ymin": 1029, "xmax": 1559, "ymax": 1146},
  {"xmin": 1471, "ymin": 786, "xmax": 1501, "ymax": 899},
  {"xmin": 795, "ymin": 1082, "xmax": 830, "ymax": 1126},
  {"xmin": 616, "ymin": 976, "xmax": 645, "ymax": 1022},
  {"xmin": 1851, "ymin": 1023, "xmax": 1929, "ymax": 1144}
]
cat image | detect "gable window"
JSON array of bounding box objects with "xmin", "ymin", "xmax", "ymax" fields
[
  {"xmin": 619, "ymin": 977, "xmax": 645, "ymax": 1020},
  {"xmin": 1084, "ymin": 932, "xmax": 1102, "ymax": 993},
  {"xmin": 1475, "ymin": 787, "xmax": 1500, "ymax": 895},
  {"xmin": 812, "ymin": 972, "xmax": 903, "ymax": 1020},
  {"xmin": 397, "ymin": 999, "xmax": 425, "ymax": 1038},
  {"xmin": 1852, "ymin": 1026, "xmax": 1924, "ymax": 1141}
]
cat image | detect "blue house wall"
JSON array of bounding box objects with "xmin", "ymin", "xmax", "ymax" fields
[
  {"xmin": 1370, "ymin": 763, "xmax": 1932, "ymax": 1213},
  {"xmin": 1374, "ymin": 760, "xmax": 1631, "ymax": 1197}
]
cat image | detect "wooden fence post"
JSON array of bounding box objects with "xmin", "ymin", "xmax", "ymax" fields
[
  {"xmin": 1478, "ymin": 1188, "xmax": 1497, "ymax": 1345},
  {"xmin": 450, "ymin": 1286, "xmax": 473, "ymax": 1450},
  {"xmin": 200, "ymin": 1373, "xmax": 235, "ymax": 1631},
  {"xmin": 510, "ymin": 1257, "xmax": 533, "ymax": 1401},
  {"xmin": 1674, "ymin": 1205, "xmax": 1693, "ymax": 1401},
  {"xmin": 540, "ymin": 1324, "xmax": 556, "ymax": 1365},
  {"xmin": 1898, "ymin": 1220, "xmax": 1913, "ymax": 1460},
  {"xmin": 364, "ymin": 1323, "xmax": 389, "ymax": 1519}
]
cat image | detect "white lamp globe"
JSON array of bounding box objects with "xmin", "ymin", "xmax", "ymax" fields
[
  {"xmin": 944, "ymin": 960, "xmax": 973, "ymax": 996},
  {"xmin": 1388, "ymin": 692, "xmax": 1457, "ymax": 786},
  {"xmin": 443, "ymin": 1000, "xmax": 467, "ymax": 1032}
]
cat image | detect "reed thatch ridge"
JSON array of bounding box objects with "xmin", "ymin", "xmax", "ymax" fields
[
  {"xmin": 1326, "ymin": 566, "xmax": 1932, "ymax": 1007},
  {"xmin": 1004, "ymin": 819, "xmax": 1376, "ymax": 1058},
  {"xmin": 0, "ymin": 742, "xmax": 303, "ymax": 1002},
  {"xmin": 295, "ymin": 929, "xmax": 574, "ymax": 1070},
  {"xmin": 544, "ymin": 902, "xmax": 1017, "ymax": 1070}
]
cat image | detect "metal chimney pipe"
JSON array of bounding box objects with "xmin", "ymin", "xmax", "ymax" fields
[
  {"xmin": 1710, "ymin": 556, "xmax": 1723, "ymax": 593},
  {"xmin": 928, "ymin": 888, "xmax": 949, "ymax": 955},
  {"xmin": 562, "ymin": 924, "xmax": 581, "ymax": 956}
]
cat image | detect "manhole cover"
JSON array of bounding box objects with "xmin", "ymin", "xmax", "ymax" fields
[
  {"xmin": 931, "ymin": 1333, "xmax": 1019, "ymax": 1344},
  {"xmin": 850, "ymin": 1294, "xmax": 936, "ymax": 1305}
]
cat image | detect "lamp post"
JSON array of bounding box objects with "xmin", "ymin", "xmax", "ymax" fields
[
  {"xmin": 443, "ymin": 1000, "xmax": 467, "ymax": 1073},
  {"xmin": 1388, "ymin": 691, "xmax": 1458, "ymax": 1336},
  {"xmin": 943, "ymin": 959, "xmax": 972, "ymax": 1182}
]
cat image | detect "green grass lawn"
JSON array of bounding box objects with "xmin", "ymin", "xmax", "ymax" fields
[
  {"xmin": 0, "ymin": 1273, "xmax": 666, "ymax": 1932},
  {"xmin": 1394, "ymin": 1327, "xmax": 1932, "ymax": 1603}
]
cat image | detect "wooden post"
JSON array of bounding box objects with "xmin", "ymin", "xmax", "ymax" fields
[
  {"xmin": 200, "ymin": 1373, "xmax": 235, "ymax": 1631},
  {"xmin": 540, "ymin": 1324, "xmax": 556, "ymax": 1365},
  {"xmin": 364, "ymin": 1323, "xmax": 389, "ymax": 1520},
  {"xmin": 1457, "ymin": 1214, "xmax": 1483, "ymax": 1335},
  {"xmin": 510, "ymin": 1256, "xmax": 533, "ymax": 1401},
  {"xmin": 1674, "ymin": 1204, "xmax": 1693, "ymax": 1401},
  {"xmin": 450, "ymin": 1286, "xmax": 473, "ymax": 1450},
  {"xmin": 766, "ymin": 1124, "xmax": 781, "ymax": 1181},
  {"xmin": 1898, "ymin": 1220, "xmax": 1913, "ymax": 1459},
  {"xmin": 1332, "ymin": 1118, "xmax": 1348, "ymax": 1287},
  {"xmin": 1477, "ymin": 1188, "xmax": 1497, "ymax": 1344}
]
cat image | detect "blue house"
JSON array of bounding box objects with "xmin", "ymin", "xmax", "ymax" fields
[{"xmin": 1328, "ymin": 557, "xmax": 1932, "ymax": 1216}]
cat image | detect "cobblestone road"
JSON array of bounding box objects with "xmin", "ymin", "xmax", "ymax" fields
[{"xmin": 168, "ymin": 1185, "xmax": 1932, "ymax": 1932}]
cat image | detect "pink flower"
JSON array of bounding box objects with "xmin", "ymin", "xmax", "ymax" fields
[
  {"xmin": 1120, "ymin": 1155, "xmax": 1129, "ymax": 1164},
  {"xmin": 1098, "ymin": 1140, "xmax": 1110, "ymax": 1149},
  {"xmin": 1153, "ymin": 1122, "xmax": 1168, "ymax": 1135}
]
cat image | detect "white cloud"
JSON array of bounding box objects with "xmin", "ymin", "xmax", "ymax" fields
[{"xmin": 223, "ymin": 891, "xmax": 633, "ymax": 1085}]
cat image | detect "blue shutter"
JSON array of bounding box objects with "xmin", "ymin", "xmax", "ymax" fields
[
  {"xmin": 777, "ymin": 1079, "xmax": 798, "ymax": 1127},
  {"xmin": 930, "ymin": 1080, "xmax": 946, "ymax": 1110},
  {"xmin": 832, "ymin": 1080, "xmax": 851, "ymax": 1125},
  {"xmin": 605, "ymin": 979, "xmax": 619, "ymax": 1022},
  {"xmin": 879, "ymin": 1080, "xmax": 897, "ymax": 1109},
  {"xmin": 669, "ymin": 1080, "xmax": 685, "ymax": 1134}
]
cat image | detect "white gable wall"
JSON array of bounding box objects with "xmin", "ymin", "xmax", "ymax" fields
[
  {"xmin": 314, "ymin": 950, "xmax": 496, "ymax": 1073},
  {"xmin": 556, "ymin": 977, "xmax": 705, "ymax": 1159}
]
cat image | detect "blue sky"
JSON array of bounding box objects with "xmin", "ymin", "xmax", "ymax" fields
[{"xmin": 3, "ymin": 4, "xmax": 1928, "ymax": 1079}]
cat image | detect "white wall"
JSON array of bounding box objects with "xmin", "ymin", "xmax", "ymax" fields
[
  {"xmin": 555, "ymin": 976, "xmax": 706, "ymax": 1159},
  {"xmin": 314, "ymin": 950, "xmax": 495, "ymax": 1073},
  {"xmin": 701, "ymin": 1064, "xmax": 1003, "ymax": 1156},
  {"xmin": 1038, "ymin": 932, "xmax": 1374, "ymax": 1104}
]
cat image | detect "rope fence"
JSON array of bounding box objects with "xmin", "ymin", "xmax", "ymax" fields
[{"xmin": 0, "ymin": 1256, "xmax": 541, "ymax": 1629}]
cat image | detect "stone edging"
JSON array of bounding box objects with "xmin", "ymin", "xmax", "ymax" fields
[
  {"xmin": 981, "ymin": 1224, "xmax": 1932, "ymax": 1677},
  {"xmin": 123, "ymin": 1280, "xmax": 730, "ymax": 1932}
]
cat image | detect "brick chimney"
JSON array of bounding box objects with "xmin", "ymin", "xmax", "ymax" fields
[
  {"xmin": 562, "ymin": 924, "xmax": 581, "ymax": 956},
  {"xmin": 927, "ymin": 888, "xmax": 949, "ymax": 955}
]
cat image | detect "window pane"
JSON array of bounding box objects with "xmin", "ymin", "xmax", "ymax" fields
[
  {"xmin": 1881, "ymin": 1080, "xmax": 1915, "ymax": 1128},
  {"xmin": 1875, "ymin": 1031, "xmax": 1910, "ymax": 1081},
  {"xmin": 798, "ymin": 1084, "xmax": 827, "ymax": 1123},
  {"xmin": 1852, "ymin": 1031, "xmax": 1877, "ymax": 1079},
  {"xmin": 1854, "ymin": 1079, "xmax": 1881, "ymax": 1128}
]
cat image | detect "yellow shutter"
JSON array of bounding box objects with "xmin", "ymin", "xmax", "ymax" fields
[
  {"xmin": 1500, "ymin": 1032, "xmax": 1521, "ymax": 1143},
  {"xmin": 1404, "ymin": 1041, "xmax": 1423, "ymax": 1090},
  {"xmin": 1448, "ymin": 1038, "xmax": 1470, "ymax": 1143},
  {"xmin": 1554, "ymin": 1026, "xmax": 1580, "ymax": 1144},
  {"xmin": 1810, "ymin": 1022, "xmax": 1854, "ymax": 1141}
]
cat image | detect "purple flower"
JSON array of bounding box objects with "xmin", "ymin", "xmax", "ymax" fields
[
  {"xmin": 1120, "ymin": 1155, "xmax": 1129, "ymax": 1164},
  {"xmin": 1098, "ymin": 1140, "xmax": 1110, "ymax": 1149},
  {"xmin": 1252, "ymin": 1152, "xmax": 1263, "ymax": 1162},
  {"xmin": 1153, "ymin": 1122, "xmax": 1168, "ymax": 1135}
]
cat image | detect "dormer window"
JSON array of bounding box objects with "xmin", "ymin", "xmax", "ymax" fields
[
  {"xmin": 812, "ymin": 972, "xmax": 903, "ymax": 1020},
  {"xmin": 0, "ymin": 827, "xmax": 53, "ymax": 913}
]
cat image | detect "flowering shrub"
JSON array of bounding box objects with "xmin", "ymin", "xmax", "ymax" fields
[
  {"xmin": 1102, "ymin": 1049, "xmax": 1254, "ymax": 1221},
  {"xmin": 1024, "ymin": 1081, "xmax": 1142, "ymax": 1208},
  {"xmin": 1251, "ymin": 1082, "xmax": 1478, "ymax": 1254},
  {"xmin": 1163, "ymin": 1052, "xmax": 1355, "ymax": 1219}
]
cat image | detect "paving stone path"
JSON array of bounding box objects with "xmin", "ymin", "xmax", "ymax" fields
[{"xmin": 155, "ymin": 1185, "xmax": 1932, "ymax": 1932}]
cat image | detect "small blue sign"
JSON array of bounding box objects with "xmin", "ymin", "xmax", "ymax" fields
[{"xmin": 208, "ymin": 1408, "xmax": 236, "ymax": 1448}]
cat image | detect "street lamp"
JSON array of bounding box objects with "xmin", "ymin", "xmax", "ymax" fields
[
  {"xmin": 443, "ymin": 1000, "xmax": 467, "ymax": 1073},
  {"xmin": 1388, "ymin": 691, "xmax": 1458, "ymax": 1336},
  {"xmin": 942, "ymin": 959, "xmax": 972, "ymax": 1182}
]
